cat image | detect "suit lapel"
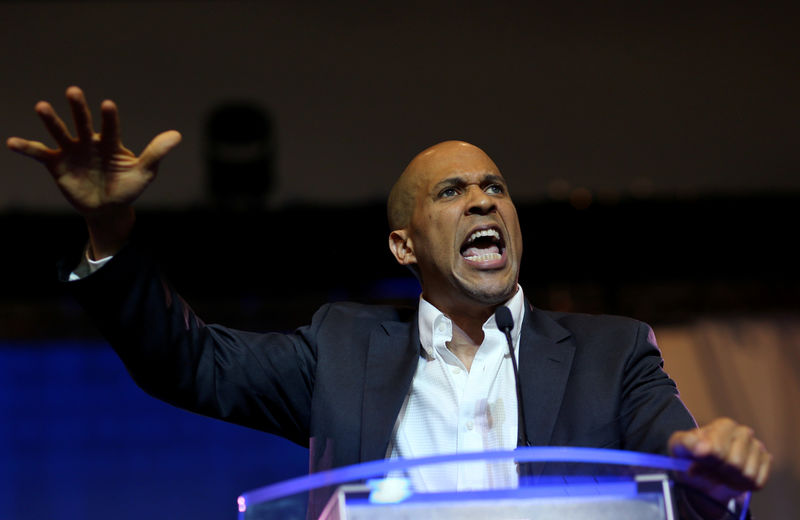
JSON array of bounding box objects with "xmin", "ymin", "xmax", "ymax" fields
[
  {"xmin": 518, "ymin": 302, "xmax": 575, "ymax": 446},
  {"xmin": 360, "ymin": 315, "xmax": 420, "ymax": 463}
]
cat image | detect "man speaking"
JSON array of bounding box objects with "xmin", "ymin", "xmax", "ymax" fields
[{"xmin": 7, "ymin": 86, "xmax": 772, "ymax": 518}]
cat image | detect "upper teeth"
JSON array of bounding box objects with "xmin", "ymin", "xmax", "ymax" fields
[{"xmin": 467, "ymin": 229, "xmax": 500, "ymax": 244}]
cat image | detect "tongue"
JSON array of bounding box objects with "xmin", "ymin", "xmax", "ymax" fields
[{"xmin": 462, "ymin": 244, "xmax": 500, "ymax": 257}]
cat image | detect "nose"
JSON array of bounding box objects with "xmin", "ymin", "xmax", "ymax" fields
[{"xmin": 465, "ymin": 185, "xmax": 496, "ymax": 215}]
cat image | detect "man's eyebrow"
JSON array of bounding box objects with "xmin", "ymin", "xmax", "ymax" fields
[
  {"xmin": 482, "ymin": 174, "xmax": 506, "ymax": 185},
  {"xmin": 432, "ymin": 173, "xmax": 506, "ymax": 191},
  {"xmin": 432, "ymin": 176, "xmax": 466, "ymax": 190}
]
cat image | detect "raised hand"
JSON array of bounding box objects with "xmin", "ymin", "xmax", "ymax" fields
[
  {"xmin": 7, "ymin": 86, "xmax": 181, "ymax": 257},
  {"xmin": 669, "ymin": 417, "xmax": 772, "ymax": 507}
]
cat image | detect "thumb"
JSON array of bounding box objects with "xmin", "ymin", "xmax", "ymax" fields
[
  {"xmin": 670, "ymin": 429, "xmax": 713, "ymax": 459},
  {"xmin": 139, "ymin": 130, "xmax": 182, "ymax": 171}
]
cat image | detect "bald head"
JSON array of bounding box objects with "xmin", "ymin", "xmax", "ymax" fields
[{"xmin": 387, "ymin": 141, "xmax": 500, "ymax": 231}]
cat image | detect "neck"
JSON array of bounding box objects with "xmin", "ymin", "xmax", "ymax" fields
[
  {"xmin": 446, "ymin": 323, "xmax": 481, "ymax": 371},
  {"xmin": 421, "ymin": 295, "xmax": 495, "ymax": 371},
  {"xmin": 422, "ymin": 285, "xmax": 520, "ymax": 353},
  {"xmin": 425, "ymin": 294, "xmax": 504, "ymax": 345},
  {"xmin": 447, "ymin": 309, "xmax": 491, "ymax": 345}
]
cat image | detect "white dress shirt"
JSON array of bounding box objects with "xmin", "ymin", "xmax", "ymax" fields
[{"xmin": 387, "ymin": 287, "xmax": 525, "ymax": 492}]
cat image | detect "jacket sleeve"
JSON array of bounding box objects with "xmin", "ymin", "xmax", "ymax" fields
[
  {"xmin": 619, "ymin": 321, "xmax": 697, "ymax": 455},
  {"xmin": 61, "ymin": 242, "xmax": 320, "ymax": 447}
]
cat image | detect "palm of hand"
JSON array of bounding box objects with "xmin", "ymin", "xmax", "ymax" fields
[{"xmin": 52, "ymin": 138, "xmax": 151, "ymax": 215}]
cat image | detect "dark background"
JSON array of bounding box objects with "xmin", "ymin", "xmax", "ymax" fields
[{"xmin": 2, "ymin": 1, "xmax": 798, "ymax": 519}]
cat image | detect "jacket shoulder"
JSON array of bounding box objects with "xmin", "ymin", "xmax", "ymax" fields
[
  {"xmin": 531, "ymin": 307, "xmax": 654, "ymax": 354},
  {"xmin": 542, "ymin": 308, "xmax": 647, "ymax": 331}
]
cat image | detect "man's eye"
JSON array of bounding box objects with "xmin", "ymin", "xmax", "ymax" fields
[
  {"xmin": 486, "ymin": 184, "xmax": 504, "ymax": 194},
  {"xmin": 439, "ymin": 187, "xmax": 458, "ymax": 198}
]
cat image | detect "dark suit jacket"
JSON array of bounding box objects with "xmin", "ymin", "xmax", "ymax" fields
[{"xmin": 62, "ymin": 243, "xmax": 696, "ymax": 477}]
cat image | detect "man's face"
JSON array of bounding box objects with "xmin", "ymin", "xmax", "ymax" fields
[{"xmin": 394, "ymin": 142, "xmax": 523, "ymax": 313}]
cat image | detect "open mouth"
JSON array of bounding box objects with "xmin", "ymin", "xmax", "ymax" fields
[{"xmin": 460, "ymin": 226, "xmax": 506, "ymax": 265}]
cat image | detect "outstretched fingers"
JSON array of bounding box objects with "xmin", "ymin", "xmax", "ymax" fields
[
  {"xmin": 138, "ymin": 130, "xmax": 182, "ymax": 172},
  {"xmin": 35, "ymin": 100, "xmax": 74, "ymax": 149},
  {"xmin": 6, "ymin": 137, "xmax": 58, "ymax": 163},
  {"xmin": 100, "ymin": 99, "xmax": 121, "ymax": 149},
  {"xmin": 7, "ymin": 87, "xmax": 95, "ymax": 159},
  {"xmin": 66, "ymin": 86, "xmax": 95, "ymax": 142}
]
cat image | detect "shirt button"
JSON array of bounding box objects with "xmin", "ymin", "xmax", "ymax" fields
[
  {"xmin": 466, "ymin": 420, "xmax": 474, "ymax": 430},
  {"xmin": 452, "ymin": 367, "xmax": 461, "ymax": 375}
]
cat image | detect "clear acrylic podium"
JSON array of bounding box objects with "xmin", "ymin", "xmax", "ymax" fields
[{"xmin": 237, "ymin": 447, "xmax": 746, "ymax": 520}]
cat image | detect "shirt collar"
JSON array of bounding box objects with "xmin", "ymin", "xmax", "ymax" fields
[{"xmin": 418, "ymin": 285, "xmax": 525, "ymax": 359}]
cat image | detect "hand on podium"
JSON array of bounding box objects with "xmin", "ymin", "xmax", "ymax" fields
[{"xmin": 669, "ymin": 417, "xmax": 772, "ymax": 514}]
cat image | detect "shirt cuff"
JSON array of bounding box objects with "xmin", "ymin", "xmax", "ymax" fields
[{"xmin": 68, "ymin": 245, "xmax": 114, "ymax": 281}]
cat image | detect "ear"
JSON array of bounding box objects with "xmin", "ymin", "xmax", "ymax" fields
[{"xmin": 388, "ymin": 229, "xmax": 417, "ymax": 266}]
